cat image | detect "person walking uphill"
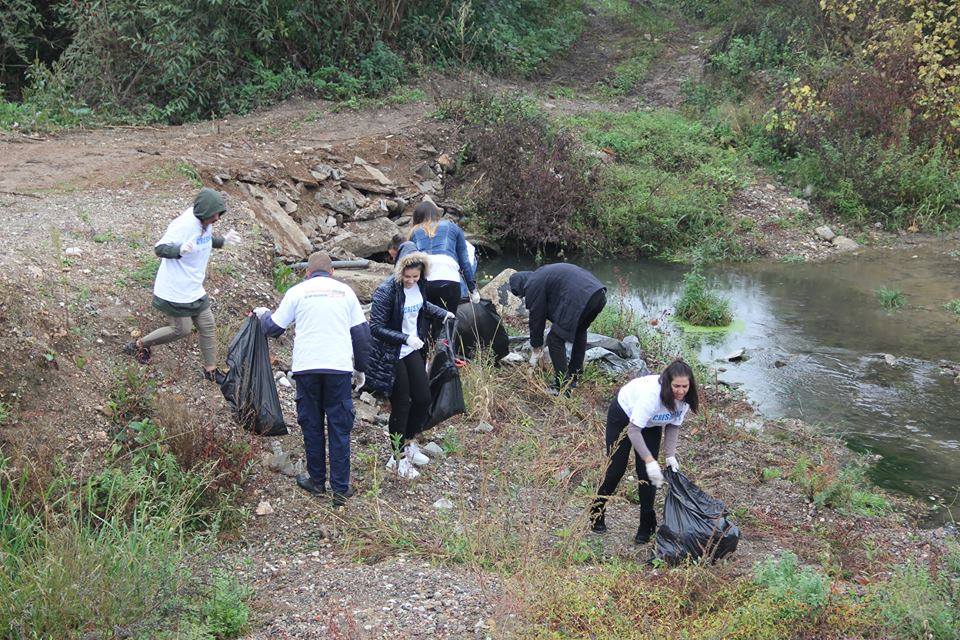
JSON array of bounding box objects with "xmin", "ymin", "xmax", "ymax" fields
[
  {"xmin": 254, "ymin": 252, "xmax": 370, "ymax": 507},
  {"xmin": 590, "ymin": 360, "xmax": 699, "ymax": 543},
  {"xmin": 508, "ymin": 263, "xmax": 606, "ymax": 393},
  {"xmin": 124, "ymin": 188, "xmax": 240, "ymax": 382},
  {"xmin": 408, "ymin": 200, "xmax": 479, "ymax": 337},
  {"xmin": 366, "ymin": 243, "xmax": 453, "ymax": 479}
]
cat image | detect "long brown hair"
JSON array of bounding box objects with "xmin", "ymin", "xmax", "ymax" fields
[{"xmin": 409, "ymin": 200, "xmax": 442, "ymax": 238}]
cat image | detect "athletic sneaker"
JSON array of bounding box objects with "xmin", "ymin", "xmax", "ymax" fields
[
  {"xmin": 386, "ymin": 456, "xmax": 420, "ymax": 479},
  {"xmin": 405, "ymin": 442, "xmax": 430, "ymax": 466},
  {"xmin": 123, "ymin": 341, "xmax": 151, "ymax": 365}
]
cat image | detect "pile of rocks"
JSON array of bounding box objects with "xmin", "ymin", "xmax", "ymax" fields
[{"xmin": 208, "ymin": 145, "xmax": 462, "ymax": 262}]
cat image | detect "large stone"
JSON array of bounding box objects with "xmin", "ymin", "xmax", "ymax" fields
[
  {"xmin": 815, "ymin": 225, "xmax": 835, "ymax": 242},
  {"xmin": 351, "ymin": 203, "xmax": 389, "ymax": 222},
  {"xmin": 338, "ymin": 217, "xmax": 402, "ymax": 258},
  {"xmin": 480, "ymin": 268, "xmax": 526, "ymax": 320},
  {"xmin": 244, "ymin": 185, "xmax": 312, "ymax": 259},
  {"xmin": 832, "ymin": 235, "xmax": 859, "ymax": 251},
  {"xmin": 314, "ymin": 186, "xmax": 357, "ymax": 216},
  {"xmin": 333, "ymin": 261, "xmax": 394, "ymax": 303}
]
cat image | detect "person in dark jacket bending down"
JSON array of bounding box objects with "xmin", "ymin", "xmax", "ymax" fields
[
  {"xmin": 366, "ymin": 243, "xmax": 453, "ymax": 479},
  {"xmin": 508, "ymin": 263, "xmax": 606, "ymax": 392},
  {"xmin": 590, "ymin": 360, "xmax": 699, "ymax": 543}
]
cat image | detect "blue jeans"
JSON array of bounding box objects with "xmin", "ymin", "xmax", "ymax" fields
[{"xmin": 294, "ymin": 372, "xmax": 354, "ymax": 494}]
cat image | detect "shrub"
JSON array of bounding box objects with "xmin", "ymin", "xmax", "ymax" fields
[
  {"xmin": 462, "ymin": 93, "xmax": 593, "ymax": 253},
  {"xmin": 944, "ymin": 299, "xmax": 960, "ymax": 317},
  {"xmin": 273, "ymin": 262, "xmax": 297, "ymax": 295},
  {"xmin": 674, "ymin": 269, "xmax": 733, "ymax": 327},
  {"xmin": 753, "ymin": 552, "xmax": 830, "ymax": 616},
  {"xmin": 871, "ymin": 561, "xmax": 959, "ymax": 640}
]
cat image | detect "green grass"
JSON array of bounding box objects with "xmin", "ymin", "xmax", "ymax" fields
[
  {"xmin": 875, "ymin": 286, "xmax": 906, "ymax": 311},
  {"xmin": 674, "ymin": 269, "xmax": 733, "ymax": 327},
  {"xmin": 565, "ymin": 109, "xmax": 748, "ymax": 260},
  {"xmin": 0, "ymin": 438, "xmax": 248, "ymax": 638},
  {"xmin": 943, "ymin": 299, "xmax": 960, "ymax": 317}
]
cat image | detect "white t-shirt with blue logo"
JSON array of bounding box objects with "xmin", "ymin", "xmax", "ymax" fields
[
  {"xmin": 153, "ymin": 207, "xmax": 213, "ymax": 303},
  {"xmin": 617, "ymin": 374, "xmax": 689, "ymax": 428},
  {"xmin": 398, "ymin": 284, "xmax": 423, "ymax": 359},
  {"xmin": 270, "ymin": 275, "xmax": 367, "ymax": 374}
]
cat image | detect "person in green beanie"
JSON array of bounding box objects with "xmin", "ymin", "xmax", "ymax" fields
[{"xmin": 124, "ymin": 188, "xmax": 241, "ymax": 383}]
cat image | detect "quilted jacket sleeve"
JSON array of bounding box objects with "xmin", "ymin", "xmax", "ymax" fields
[{"xmin": 370, "ymin": 280, "xmax": 407, "ymax": 345}]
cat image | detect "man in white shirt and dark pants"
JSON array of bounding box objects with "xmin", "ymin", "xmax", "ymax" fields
[{"xmin": 256, "ymin": 252, "xmax": 371, "ymax": 506}]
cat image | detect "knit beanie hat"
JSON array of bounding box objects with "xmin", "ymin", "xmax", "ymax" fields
[{"xmin": 193, "ymin": 188, "xmax": 226, "ymax": 220}]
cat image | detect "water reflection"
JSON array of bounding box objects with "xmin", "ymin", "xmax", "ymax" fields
[{"xmin": 485, "ymin": 246, "xmax": 960, "ymax": 518}]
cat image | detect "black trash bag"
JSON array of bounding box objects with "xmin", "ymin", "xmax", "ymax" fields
[
  {"xmin": 219, "ymin": 315, "xmax": 288, "ymax": 436},
  {"xmin": 655, "ymin": 468, "xmax": 739, "ymax": 565},
  {"xmin": 452, "ymin": 300, "xmax": 509, "ymax": 363},
  {"xmin": 423, "ymin": 319, "xmax": 466, "ymax": 431}
]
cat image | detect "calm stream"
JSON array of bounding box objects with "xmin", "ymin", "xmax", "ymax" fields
[{"xmin": 485, "ymin": 244, "xmax": 960, "ymax": 522}]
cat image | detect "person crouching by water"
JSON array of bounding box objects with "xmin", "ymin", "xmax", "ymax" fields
[
  {"xmin": 508, "ymin": 263, "xmax": 606, "ymax": 394},
  {"xmin": 254, "ymin": 252, "xmax": 371, "ymax": 507},
  {"xmin": 589, "ymin": 360, "xmax": 699, "ymax": 543},
  {"xmin": 366, "ymin": 243, "xmax": 453, "ymax": 479}
]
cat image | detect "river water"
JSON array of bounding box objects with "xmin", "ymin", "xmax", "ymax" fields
[{"xmin": 485, "ymin": 244, "xmax": 960, "ymax": 521}]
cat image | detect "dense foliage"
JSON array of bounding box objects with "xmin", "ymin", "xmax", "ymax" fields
[
  {"xmin": 1, "ymin": 0, "xmax": 583, "ymax": 124},
  {"xmin": 685, "ymin": 0, "xmax": 960, "ymax": 231}
]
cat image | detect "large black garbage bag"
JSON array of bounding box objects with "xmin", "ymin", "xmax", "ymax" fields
[
  {"xmin": 453, "ymin": 300, "xmax": 509, "ymax": 363},
  {"xmin": 220, "ymin": 316, "xmax": 288, "ymax": 436},
  {"xmin": 423, "ymin": 319, "xmax": 466, "ymax": 431},
  {"xmin": 655, "ymin": 468, "xmax": 739, "ymax": 565}
]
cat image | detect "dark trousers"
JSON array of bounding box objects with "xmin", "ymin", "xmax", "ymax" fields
[
  {"xmin": 389, "ymin": 350, "xmax": 430, "ymax": 449},
  {"xmin": 595, "ymin": 399, "xmax": 662, "ymax": 516},
  {"xmin": 546, "ymin": 289, "xmax": 607, "ymax": 387},
  {"xmin": 425, "ymin": 280, "xmax": 461, "ymax": 339},
  {"xmin": 295, "ymin": 372, "xmax": 354, "ymax": 495}
]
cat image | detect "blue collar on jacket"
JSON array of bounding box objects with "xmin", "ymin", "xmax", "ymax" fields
[{"xmin": 307, "ymin": 270, "xmax": 331, "ymax": 279}]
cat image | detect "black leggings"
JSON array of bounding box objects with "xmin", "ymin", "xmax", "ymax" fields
[
  {"xmin": 425, "ymin": 280, "xmax": 460, "ymax": 339},
  {"xmin": 546, "ymin": 289, "xmax": 607, "ymax": 387},
  {"xmin": 595, "ymin": 399, "xmax": 662, "ymax": 515},
  {"xmin": 389, "ymin": 350, "xmax": 430, "ymax": 448}
]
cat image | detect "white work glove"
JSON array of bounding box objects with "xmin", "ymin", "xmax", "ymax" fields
[
  {"xmin": 406, "ymin": 335, "xmax": 424, "ymax": 350},
  {"xmin": 252, "ymin": 307, "xmax": 270, "ymax": 319},
  {"xmin": 223, "ymin": 229, "xmax": 242, "ymax": 246},
  {"xmin": 645, "ymin": 460, "xmax": 665, "ymax": 488},
  {"xmin": 528, "ymin": 347, "xmax": 542, "ymax": 368},
  {"xmin": 179, "ymin": 239, "xmax": 196, "ymax": 256},
  {"xmin": 469, "ymin": 290, "xmax": 481, "ymax": 304},
  {"xmin": 445, "ymin": 311, "xmax": 456, "ymax": 321},
  {"xmin": 665, "ymin": 456, "xmax": 680, "ymax": 473},
  {"xmin": 352, "ymin": 370, "xmax": 365, "ymax": 392}
]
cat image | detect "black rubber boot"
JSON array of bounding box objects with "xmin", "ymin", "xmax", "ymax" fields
[
  {"xmin": 589, "ymin": 499, "xmax": 608, "ymax": 533},
  {"xmin": 296, "ymin": 473, "xmax": 326, "ymax": 497},
  {"xmin": 331, "ymin": 486, "xmax": 356, "ymax": 507},
  {"xmin": 633, "ymin": 510, "xmax": 657, "ymax": 545}
]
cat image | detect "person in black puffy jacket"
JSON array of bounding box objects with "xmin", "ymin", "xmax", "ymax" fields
[
  {"xmin": 366, "ymin": 242, "xmax": 452, "ymax": 478},
  {"xmin": 509, "ymin": 263, "xmax": 606, "ymax": 393}
]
